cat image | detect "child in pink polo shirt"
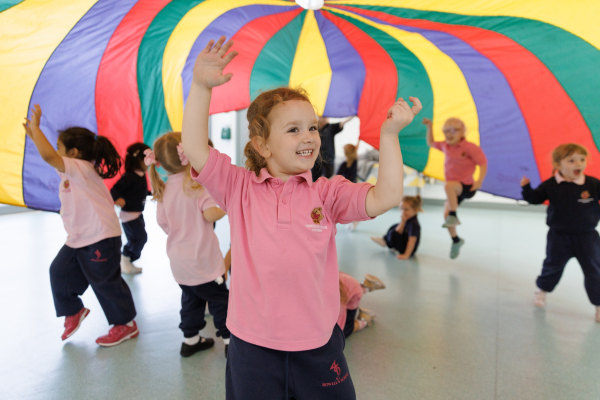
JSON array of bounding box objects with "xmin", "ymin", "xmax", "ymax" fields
[
  {"xmin": 148, "ymin": 131, "xmax": 230, "ymax": 358},
  {"xmin": 338, "ymin": 272, "xmax": 386, "ymax": 338},
  {"xmin": 182, "ymin": 37, "xmax": 421, "ymax": 399},
  {"xmin": 24, "ymin": 105, "xmax": 138, "ymax": 347},
  {"xmin": 423, "ymin": 117, "xmax": 487, "ymax": 259}
]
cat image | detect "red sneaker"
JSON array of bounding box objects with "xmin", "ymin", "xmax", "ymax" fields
[
  {"xmin": 96, "ymin": 321, "xmax": 139, "ymax": 347},
  {"xmin": 61, "ymin": 307, "xmax": 90, "ymax": 341}
]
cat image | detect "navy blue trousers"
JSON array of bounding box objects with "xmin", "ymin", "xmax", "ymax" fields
[
  {"xmin": 179, "ymin": 279, "xmax": 230, "ymax": 339},
  {"xmin": 50, "ymin": 237, "xmax": 137, "ymax": 325},
  {"xmin": 384, "ymin": 223, "xmax": 407, "ymax": 253},
  {"xmin": 537, "ymin": 230, "xmax": 600, "ymax": 305},
  {"xmin": 121, "ymin": 214, "xmax": 147, "ymax": 261},
  {"xmin": 226, "ymin": 325, "xmax": 355, "ymax": 400},
  {"xmin": 343, "ymin": 309, "xmax": 357, "ymax": 338}
]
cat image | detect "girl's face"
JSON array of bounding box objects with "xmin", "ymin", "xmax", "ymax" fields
[
  {"xmin": 261, "ymin": 100, "xmax": 320, "ymax": 181},
  {"xmin": 56, "ymin": 140, "xmax": 67, "ymax": 157},
  {"xmin": 442, "ymin": 120, "xmax": 465, "ymax": 145},
  {"xmin": 401, "ymin": 201, "xmax": 417, "ymax": 220},
  {"xmin": 556, "ymin": 152, "xmax": 587, "ymax": 181},
  {"xmin": 56, "ymin": 140, "xmax": 78, "ymax": 158}
]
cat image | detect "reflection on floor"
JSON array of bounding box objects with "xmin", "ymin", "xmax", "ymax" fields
[{"xmin": 1, "ymin": 200, "xmax": 598, "ymax": 400}]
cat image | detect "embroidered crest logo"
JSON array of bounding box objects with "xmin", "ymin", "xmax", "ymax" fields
[
  {"xmin": 581, "ymin": 190, "xmax": 590, "ymax": 199},
  {"xmin": 91, "ymin": 249, "xmax": 107, "ymax": 262},
  {"xmin": 311, "ymin": 207, "xmax": 324, "ymax": 224},
  {"xmin": 330, "ymin": 360, "xmax": 341, "ymax": 377},
  {"xmin": 321, "ymin": 359, "xmax": 349, "ymax": 387}
]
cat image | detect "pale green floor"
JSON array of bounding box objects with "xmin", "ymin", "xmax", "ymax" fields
[{"xmin": 1, "ymin": 200, "xmax": 599, "ymax": 400}]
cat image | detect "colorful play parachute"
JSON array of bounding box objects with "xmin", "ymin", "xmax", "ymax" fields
[{"xmin": 1, "ymin": 0, "xmax": 600, "ymax": 211}]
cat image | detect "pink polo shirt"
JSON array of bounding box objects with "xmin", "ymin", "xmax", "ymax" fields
[
  {"xmin": 433, "ymin": 139, "xmax": 487, "ymax": 184},
  {"xmin": 59, "ymin": 157, "xmax": 121, "ymax": 248},
  {"xmin": 192, "ymin": 147, "xmax": 373, "ymax": 351},
  {"xmin": 156, "ymin": 172, "xmax": 225, "ymax": 286},
  {"xmin": 337, "ymin": 272, "xmax": 364, "ymax": 330}
]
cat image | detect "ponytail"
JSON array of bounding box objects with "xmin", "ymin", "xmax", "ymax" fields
[
  {"xmin": 58, "ymin": 127, "xmax": 121, "ymax": 179},
  {"xmin": 92, "ymin": 135, "xmax": 122, "ymax": 178},
  {"xmin": 148, "ymin": 164, "xmax": 165, "ymax": 201}
]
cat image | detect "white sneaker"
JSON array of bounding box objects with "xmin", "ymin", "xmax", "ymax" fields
[
  {"xmin": 534, "ymin": 289, "xmax": 546, "ymax": 308},
  {"xmin": 121, "ymin": 255, "xmax": 142, "ymax": 275}
]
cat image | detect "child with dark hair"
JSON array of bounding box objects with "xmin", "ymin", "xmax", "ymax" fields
[
  {"xmin": 111, "ymin": 142, "xmax": 151, "ymax": 274},
  {"xmin": 24, "ymin": 105, "xmax": 138, "ymax": 347},
  {"xmin": 521, "ymin": 143, "xmax": 600, "ymax": 322}
]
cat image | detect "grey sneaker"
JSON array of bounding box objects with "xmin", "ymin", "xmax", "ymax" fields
[
  {"xmin": 450, "ymin": 238, "xmax": 465, "ymax": 259},
  {"xmin": 442, "ymin": 215, "xmax": 461, "ymax": 228}
]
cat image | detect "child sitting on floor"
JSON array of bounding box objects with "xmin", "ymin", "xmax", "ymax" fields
[
  {"xmin": 338, "ymin": 272, "xmax": 385, "ymax": 338},
  {"xmin": 371, "ymin": 195, "xmax": 422, "ymax": 260}
]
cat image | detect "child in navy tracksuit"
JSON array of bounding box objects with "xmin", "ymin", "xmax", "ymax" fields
[
  {"xmin": 111, "ymin": 142, "xmax": 151, "ymax": 274},
  {"xmin": 521, "ymin": 143, "xmax": 600, "ymax": 322}
]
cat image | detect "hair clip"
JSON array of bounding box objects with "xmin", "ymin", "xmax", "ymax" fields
[
  {"xmin": 143, "ymin": 149, "xmax": 158, "ymax": 166},
  {"xmin": 176, "ymin": 143, "xmax": 189, "ymax": 166}
]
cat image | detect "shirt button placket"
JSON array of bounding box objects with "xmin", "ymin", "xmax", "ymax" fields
[{"xmin": 278, "ymin": 184, "xmax": 292, "ymax": 224}]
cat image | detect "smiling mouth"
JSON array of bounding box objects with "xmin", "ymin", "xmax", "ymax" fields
[{"xmin": 296, "ymin": 149, "xmax": 314, "ymax": 157}]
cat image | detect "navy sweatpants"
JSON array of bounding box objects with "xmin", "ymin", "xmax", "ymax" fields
[
  {"xmin": 343, "ymin": 309, "xmax": 358, "ymax": 338},
  {"xmin": 121, "ymin": 214, "xmax": 147, "ymax": 262},
  {"xmin": 384, "ymin": 223, "xmax": 407, "ymax": 253},
  {"xmin": 226, "ymin": 325, "xmax": 355, "ymax": 400},
  {"xmin": 179, "ymin": 279, "xmax": 230, "ymax": 339},
  {"xmin": 50, "ymin": 236, "xmax": 137, "ymax": 325},
  {"xmin": 537, "ymin": 230, "xmax": 600, "ymax": 305}
]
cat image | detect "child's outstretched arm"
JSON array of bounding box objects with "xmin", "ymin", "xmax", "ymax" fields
[
  {"xmin": 397, "ymin": 237, "xmax": 417, "ymax": 260},
  {"xmin": 203, "ymin": 206, "xmax": 226, "ymax": 222},
  {"xmin": 182, "ymin": 36, "xmax": 237, "ymax": 173},
  {"xmin": 520, "ymin": 176, "xmax": 547, "ymax": 204},
  {"xmin": 365, "ymin": 97, "xmax": 422, "ymax": 217},
  {"xmin": 422, "ymin": 117, "xmax": 434, "ymax": 147},
  {"xmin": 23, "ymin": 105, "xmax": 65, "ymax": 172},
  {"xmin": 472, "ymin": 163, "xmax": 487, "ymax": 191}
]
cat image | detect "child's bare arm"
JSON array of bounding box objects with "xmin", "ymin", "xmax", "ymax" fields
[
  {"xmin": 472, "ymin": 163, "xmax": 487, "ymax": 191},
  {"xmin": 23, "ymin": 105, "xmax": 65, "ymax": 172},
  {"xmin": 397, "ymin": 236, "xmax": 417, "ymax": 260},
  {"xmin": 182, "ymin": 37, "xmax": 237, "ymax": 174},
  {"xmin": 365, "ymin": 97, "xmax": 422, "ymax": 217},
  {"xmin": 203, "ymin": 206, "xmax": 226, "ymax": 222},
  {"xmin": 422, "ymin": 117, "xmax": 434, "ymax": 147}
]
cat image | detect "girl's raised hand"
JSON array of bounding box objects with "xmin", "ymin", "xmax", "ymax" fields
[
  {"xmin": 381, "ymin": 97, "xmax": 422, "ymax": 136},
  {"xmin": 192, "ymin": 36, "xmax": 238, "ymax": 89},
  {"xmin": 23, "ymin": 104, "xmax": 42, "ymax": 138}
]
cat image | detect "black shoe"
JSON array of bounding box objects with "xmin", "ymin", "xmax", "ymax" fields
[
  {"xmin": 180, "ymin": 337, "xmax": 215, "ymax": 357},
  {"xmin": 224, "ymin": 344, "xmax": 229, "ymax": 358}
]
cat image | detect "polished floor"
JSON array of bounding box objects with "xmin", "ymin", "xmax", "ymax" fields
[{"xmin": 1, "ymin": 195, "xmax": 599, "ymax": 400}]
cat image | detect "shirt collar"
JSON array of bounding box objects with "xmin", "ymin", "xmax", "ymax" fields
[
  {"xmin": 253, "ymin": 168, "xmax": 313, "ymax": 186},
  {"xmin": 554, "ymin": 171, "xmax": 585, "ymax": 185}
]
